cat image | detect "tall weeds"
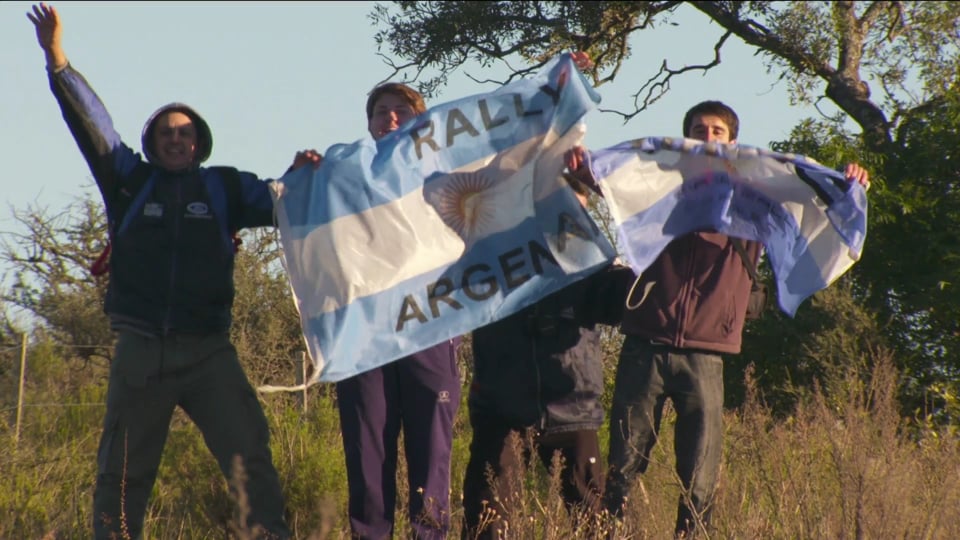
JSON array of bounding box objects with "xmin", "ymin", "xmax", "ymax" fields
[{"xmin": 2, "ymin": 343, "xmax": 958, "ymax": 538}]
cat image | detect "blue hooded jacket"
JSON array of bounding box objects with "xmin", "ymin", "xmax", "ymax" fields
[{"xmin": 49, "ymin": 64, "xmax": 276, "ymax": 335}]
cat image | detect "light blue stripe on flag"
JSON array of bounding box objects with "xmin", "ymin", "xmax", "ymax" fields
[
  {"xmin": 590, "ymin": 137, "xmax": 868, "ymax": 317},
  {"xmin": 271, "ymin": 53, "xmax": 614, "ymax": 384}
]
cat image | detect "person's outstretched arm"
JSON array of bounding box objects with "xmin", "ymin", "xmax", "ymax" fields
[
  {"xmin": 28, "ymin": 2, "xmax": 146, "ymax": 206},
  {"xmin": 27, "ymin": 3, "xmax": 67, "ymax": 71}
]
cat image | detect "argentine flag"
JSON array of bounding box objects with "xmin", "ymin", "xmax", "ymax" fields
[
  {"xmin": 590, "ymin": 137, "xmax": 868, "ymax": 317},
  {"xmin": 270, "ymin": 54, "xmax": 615, "ymax": 384}
]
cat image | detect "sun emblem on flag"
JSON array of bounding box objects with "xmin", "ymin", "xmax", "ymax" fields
[{"xmin": 427, "ymin": 171, "xmax": 499, "ymax": 240}]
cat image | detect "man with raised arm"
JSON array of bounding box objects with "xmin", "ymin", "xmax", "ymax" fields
[{"xmin": 28, "ymin": 4, "xmax": 291, "ymax": 538}]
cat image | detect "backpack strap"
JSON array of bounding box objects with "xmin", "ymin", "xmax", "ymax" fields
[
  {"xmin": 208, "ymin": 166, "xmax": 244, "ymax": 251},
  {"xmin": 90, "ymin": 167, "xmax": 245, "ymax": 276},
  {"xmin": 91, "ymin": 166, "xmax": 153, "ymax": 277},
  {"xmin": 731, "ymin": 238, "xmax": 760, "ymax": 282}
]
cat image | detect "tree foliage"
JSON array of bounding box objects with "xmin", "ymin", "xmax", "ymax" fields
[
  {"xmin": 373, "ymin": 1, "xmax": 960, "ymax": 152},
  {"xmin": 372, "ymin": 0, "xmax": 960, "ymax": 417},
  {"xmin": 773, "ymin": 103, "xmax": 960, "ymax": 417},
  {"xmin": 1, "ymin": 197, "xmax": 112, "ymax": 365},
  {"xmin": 372, "ymin": 1, "xmax": 684, "ymax": 98},
  {"xmin": 229, "ymin": 228, "xmax": 305, "ymax": 386}
]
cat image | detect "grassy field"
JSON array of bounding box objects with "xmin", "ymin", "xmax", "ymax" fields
[{"xmin": 2, "ymin": 342, "xmax": 958, "ymax": 539}]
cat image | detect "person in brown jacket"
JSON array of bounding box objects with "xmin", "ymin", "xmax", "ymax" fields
[{"xmin": 566, "ymin": 100, "xmax": 869, "ymax": 538}]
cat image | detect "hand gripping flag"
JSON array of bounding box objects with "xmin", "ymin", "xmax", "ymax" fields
[
  {"xmin": 589, "ymin": 137, "xmax": 868, "ymax": 317},
  {"xmin": 267, "ymin": 53, "xmax": 614, "ymax": 385}
]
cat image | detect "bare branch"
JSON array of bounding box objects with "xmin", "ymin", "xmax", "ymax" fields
[
  {"xmin": 375, "ymin": 54, "xmax": 424, "ymax": 85},
  {"xmin": 691, "ymin": 2, "xmax": 836, "ymax": 79},
  {"xmin": 599, "ymin": 31, "xmax": 731, "ymax": 124},
  {"xmin": 883, "ymin": 1, "xmax": 907, "ymax": 42},
  {"xmin": 463, "ymin": 64, "xmax": 538, "ymax": 89}
]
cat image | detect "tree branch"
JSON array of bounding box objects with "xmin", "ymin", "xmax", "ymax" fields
[
  {"xmin": 599, "ymin": 31, "xmax": 731, "ymax": 123},
  {"xmin": 692, "ymin": 1, "xmax": 892, "ymax": 150}
]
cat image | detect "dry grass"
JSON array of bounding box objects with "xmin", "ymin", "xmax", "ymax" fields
[{"xmin": 1, "ymin": 347, "xmax": 958, "ymax": 539}]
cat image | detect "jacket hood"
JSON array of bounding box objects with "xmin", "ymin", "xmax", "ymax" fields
[{"xmin": 140, "ymin": 103, "xmax": 213, "ymax": 167}]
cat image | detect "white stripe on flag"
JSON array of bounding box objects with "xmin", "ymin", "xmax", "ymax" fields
[
  {"xmin": 277, "ymin": 135, "xmax": 554, "ymax": 315},
  {"xmin": 268, "ymin": 53, "xmax": 608, "ymax": 384}
]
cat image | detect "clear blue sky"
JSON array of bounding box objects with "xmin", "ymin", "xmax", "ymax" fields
[{"xmin": 0, "ymin": 1, "xmax": 831, "ymax": 282}]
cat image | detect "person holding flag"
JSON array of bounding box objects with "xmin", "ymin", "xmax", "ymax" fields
[
  {"xmin": 294, "ymin": 83, "xmax": 463, "ymax": 540},
  {"xmin": 567, "ymin": 100, "xmax": 869, "ymax": 537},
  {"xmin": 281, "ymin": 51, "xmax": 610, "ymax": 538}
]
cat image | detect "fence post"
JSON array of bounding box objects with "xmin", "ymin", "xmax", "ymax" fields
[
  {"xmin": 15, "ymin": 333, "xmax": 27, "ymax": 449},
  {"xmin": 293, "ymin": 351, "xmax": 309, "ymax": 414}
]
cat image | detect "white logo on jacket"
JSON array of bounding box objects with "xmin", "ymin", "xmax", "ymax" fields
[{"xmin": 185, "ymin": 202, "xmax": 212, "ymax": 219}]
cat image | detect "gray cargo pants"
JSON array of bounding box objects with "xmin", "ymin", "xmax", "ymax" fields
[
  {"xmin": 604, "ymin": 336, "xmax": 724, "ymax": 537},
  {"xmin": 93, "ymin": 331, "xmax": 289, "ymax": 539}
]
